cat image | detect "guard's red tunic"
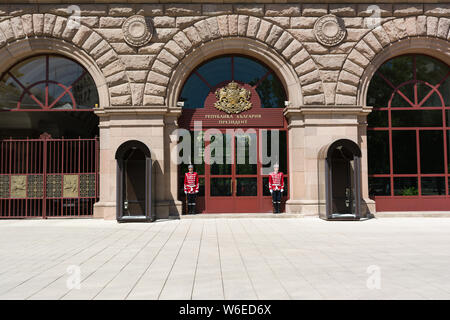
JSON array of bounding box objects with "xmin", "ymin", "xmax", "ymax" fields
[
  {"xmin": 269, "ymin": 172, "xmax": 284, "ymax": 191},
  {"xmin": 184, "ymin": 172, "xmax": 199, "ymax": 194}
]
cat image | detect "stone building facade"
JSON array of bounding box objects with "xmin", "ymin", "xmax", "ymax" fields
[{"xmin": 0, "ymin": 2, "xmax": 449, "ymax": 219}]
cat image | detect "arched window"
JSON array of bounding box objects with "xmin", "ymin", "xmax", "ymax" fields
[
  {"xmin": 179, "ymin": 55, "xmax": 286, "ymax": 109},
  {"xmin": 0, "ymin": 55, "xmax": 99, "ymax": 111},
  {"xmin": 367, "ymin": 54, "xmax": 450, "ymax": 210}
]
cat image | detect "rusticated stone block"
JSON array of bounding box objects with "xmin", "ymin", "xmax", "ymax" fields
[
  {"xmin": 266, "ymin": 25, "xmax": 283, "ymax": 47},
  {"xmin": 290, "ymin": 49, "xmax": 309, "ymax": 67},
  {"xmin": 110, "ymin": 95, "xmax": 132, "ymax": 106},
  {"xmin": 108, "ymin": 6, "xmax": 134, "ymax": 17},
  {"xmin": 99, "ymin": 17, "xmax": 125, "ymax": 28},
  {"xmin": 135, "ymin": 4, "xmax": 164, "ymax": 16},
  {"xmin": 217, "ymin": 15, "xmax": 229, "ymax": 37},
  {"xmin": 246, "ymin": 16, "xmax": 260, "ymax": 38},
  {"xmin": 237, "ymin": 15, "xmax": 248, "ymax": 37},
  {"xmin": 290, "ymin": 17, "xmax": 316, "ymax": 29},
  {"xmin": 265, "ymin": 17, "xmax": 290, "ymax": 29},
  {"xmin": 184, "ymin": 26, "xmax": 202, "ymax": 46},
  {"xmin": 21, "ymin": 14, "xmax": 34, "ymax": 37},
  {"xmin": 143, "ymin": 95, "xmax": 164, "ymax": 106},
  {"xmin": 90, "ymin": 40, "xmax": 110, "ymax": 60},
  {"xmin": 173, "ymin": 32, "xmax": 192, "ymax": 51},
  {"xmin": 110, "ymin": 83, "xmax": 130, "ymax": 97},
  {"xmin": 355, "ymin": 41, "xmax": 376, "ymax": 60},
  {"xmin": 265, "ymin": 5, "xmax": 301, "ymax": 17},
  {"xmin": 203, "ymin": 4, "xmax": 232, "ymax": 16},
  {"xmin": 96, "ymin": 49, "xmax": 118, "ymax": 68},
  {"xmin": 256, "ymin": 19, "xmax": 271, "ymax": 42},
  {"xmin": 340, "ymin": 70, "xmax": 360, "ymax": 86},
  {"xmin": 52, "ymin": 16, "xmax": 66, "ymax": 38},
  {"xmin": 357, "ymin": 4, "xmax": 392, "ymax": 17},
  {"xmin": 130, "ymin": 83, "xmax": 144, "ymax": 106},
  {"xmin": 371, "ymin": 25, "xmax": 390, "ymax": 47},
  {"xmin": 281, "ymin": 40, "xmax": 301, "ymax": 60},
  {"xmin": 152, "ymin": 59, "xmax": 173, "ymax": 76},
  {"xmin": 313, "ymin": 54, "xmax": 346, "ymax": 70},
  {"xmin": 153, "ymin": 28, "xmax": 178, "ymax": 42},
  {"xmin": 95, "ymin": 28, "xmax": 123, "ymax": 42},
  {"xmin": 234, "ymin": 5, "xmax": 264, "ymax": 17},
  {"xmin": 127, "ymin": 70, "xmax": 148, "ymax": 83},
  {"xmin": 299, "ymin": 70, "xmax": 321, "ymax": 86},
  {"xmin": 348, "ymin": 50, "xmax": 370, "ymax": 68},
  {"xmin": 342, "ymin": 59, "xmax": 364, "ymax": 77},
  {"xmin": 304, "ymin": 94, "xmax": 325, "ymax": 105},
  {"xmin": 274, "ymin": 31, "xmax": 293, "ymax": 52},
  {"xmin": 228, "ymin": 15, "xmax": 238, "ymax": 36},
  {"xmin": 158, "ymin": 49, "xmax": 178, "ymax": 68},
  {"xmin": 424, "ymin": 4, "xmax": 450, "ymax": 17},
  {"xmin": 417, "ymin": 16, "xmax": 427, "ymax": 36},
  {"xmin": 165, "ymin": 40, "xmax": 185, "ymax": 59},
  {"xmin": 427, "ymin": 16, "xmax": 439, "ymax": 37},
  {"xmin": 206, "ymin": 17, "xmax": 221, "ymax": 39},
  {"xmin": 147, "ymin": 71, "xmax": 169, "ymax": 86},
  {"xmin": 72, "ymin": 25, "xmax": 92, "ymax": 47},
  {"xmin": 153, "ymin": 16, "xmax": 176, "ymax": 28},
  {"xmin": 437, "ymin": 18, "xmax": 450, "ymax": 39},
  {"xmin": 31, "ymin": 13, "xmax": 44, "ymax": 39},
  {"xmin": 43, "ymin": 13, "xmax": 56, "ymax": 36},
  {"xmin": 120, "ymin": 55, "xmax": 154, "ymax": 69},
  {"xmin": 393, "ymin": 4, "xmax": 423, "ymax": 17},
  {"xmin": 82, "ymin": 32, "xmax": 103, "ymax": 52},
  {"xmin": 330, "ymin": 4, "xmax": 356, "ymax": 17},
  {"xmin": 165, "ymin": 4, "xmax": 202, "ymax": 17},
  {"xmin": 335, "ymin": 94, "xmax": 356, "ymax": 105},
  {"xmin": 295, "ymin": 59, "xmax": 316, "ymax": 77},
  {"xmin": 362, "ymin": 32, "xmax": 383, "ymax": 53},
  {"xmin": 302, "ymin": 4, "xmax": 328, "ymax": 17},
  {"xmin": 145, "ymin": 83, "xmax": 166, "ymax": 96},
  {"xmin": 194, "ymin": 20, "xmax": 212, "ymax": 42},
  {"xmin": 10, "ymin": 16, "xmax": 25, "ymax": 39},
  {"xmin": 302, "ymin": 81, "xmax": 323, "ymax": 96},
  {"xmin": 106, "ymin": 71, "xmax": 128, "ymax": 87},
  {"xmin": 176, "ymin": 16, "xmax": 205, "ymax": 29}
]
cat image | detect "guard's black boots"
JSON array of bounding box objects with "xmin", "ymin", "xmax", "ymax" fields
[{"xmin": 272, "ymin": 202, "xmax": 276, "ymax": 214}]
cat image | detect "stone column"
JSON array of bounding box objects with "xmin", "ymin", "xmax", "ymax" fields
[{"xmin": 284, "ymin": 105, "xmax": 374, "ymax": 217}]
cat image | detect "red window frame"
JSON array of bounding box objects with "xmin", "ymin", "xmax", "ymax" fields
[
  {"xmin": 0, "ymin": 55, "xmax": 97, "ymax": 112},
  {"xmin": 368, "ymin": 54, "xmax": 450, "ymax": 211}
]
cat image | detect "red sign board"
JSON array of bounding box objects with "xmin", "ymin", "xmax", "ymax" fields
[{"xmin": 178, "ymin": 82, "xmax": 285, "ymax": 129}]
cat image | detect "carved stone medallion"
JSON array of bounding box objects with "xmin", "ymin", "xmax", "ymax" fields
[
  {"xmin": 314, "ymin": 14, "xmax": 347, "ymax": 47},
  {"xmin": 122, "ymin": 15, "xmax": 153, "ymax": 47},
  {"xmin": 214, "ymin": 81, "xmax": 252, "ymax": 114}
]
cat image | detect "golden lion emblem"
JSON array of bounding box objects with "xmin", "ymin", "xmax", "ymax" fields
[{"xmin": 214, "ymin": 81, "xmax": 252, "ymax": 114}]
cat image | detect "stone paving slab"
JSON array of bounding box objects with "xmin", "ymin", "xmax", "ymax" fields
[{"xmin": 0, "ymin": 217, "xmax": 450, "ymax": 300}]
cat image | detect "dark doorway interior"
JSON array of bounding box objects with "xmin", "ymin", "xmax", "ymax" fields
[
  {"xmin": 123, "ymin": 148, "xmax": 146, "ymax": 216},
  {"xmin": 330, "ymin": 146, "xmax": 355, "ymax": 215}
]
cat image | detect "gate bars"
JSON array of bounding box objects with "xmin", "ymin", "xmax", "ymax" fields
[{"xmin": 0, "ymin": 134, "xmax": 99, "ymax": 218}]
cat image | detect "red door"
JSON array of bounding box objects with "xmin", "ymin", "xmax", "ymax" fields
[{"xmin": 205, "ymin": 130, "xmax": 260, "ymax": 213}]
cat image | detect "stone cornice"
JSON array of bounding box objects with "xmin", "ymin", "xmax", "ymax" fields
[
  {"xmin": 94, "ymin": 106, "xmax": 182, "ymax": 117},
  {"xmin": 284, "ymin": 105, "xmax": 373, "ymax": 117}
]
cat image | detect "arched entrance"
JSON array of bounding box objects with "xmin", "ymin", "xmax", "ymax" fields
[
  {"xmin": 0, "ymin": 54, "xmax": 100, "ymax": 218},
  {"xmin": 115, "ymin": 140, "xmax": 152, "ymax": 222},
  {"xmin": 367, "ymin": 54, "xmax": 450, "ymax": 211},
  {"xmin": 318, "ymin": 139, "xmax": 362, "ymax": 220},
  {"xmin": 178, "ymin": 55, "xmax": 289, "ymax": 214}
]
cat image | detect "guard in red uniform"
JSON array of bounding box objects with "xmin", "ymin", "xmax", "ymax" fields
[
  {"xmin": 184, "ymin": 164, "xmax": 199, "ymax": 214},
  {"xmin": 269, "ymin": 163, "xmax": 284, "ymax": 214}
]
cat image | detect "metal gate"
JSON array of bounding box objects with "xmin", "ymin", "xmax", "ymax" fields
[{"xmin": 0, "ymin": 133, "xmax": 99, "ymax": 218}]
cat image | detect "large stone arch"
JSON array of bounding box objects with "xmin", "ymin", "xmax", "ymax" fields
[
  {"xmin": 336, "ymin": 16, "xmax": 450, "ymax": 106},
  {"xmin": 144, "ymin": 14, "xmax": 325, "ymax": 107},
  {"xmin": 0, "ymin": 14, "xmax": 131, "ymax": 107}
]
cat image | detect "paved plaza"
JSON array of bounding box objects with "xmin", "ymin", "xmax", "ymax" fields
[{"xmin": 0, "ymin": 217, "xmax": 449, "ymax": 300}]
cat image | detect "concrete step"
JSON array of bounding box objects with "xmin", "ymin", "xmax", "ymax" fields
[
  {"xmin": 177, "ymin": 213, "xmax": 305, "ymax": 219},
  {"xmin": 375, "ymin": 211, "xmax": 450, "ymax": 218}
]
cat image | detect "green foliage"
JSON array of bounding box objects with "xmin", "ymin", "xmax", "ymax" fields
[{"xmin": 400, "ymin": 186, "xmax": 418, "ymax": 196}]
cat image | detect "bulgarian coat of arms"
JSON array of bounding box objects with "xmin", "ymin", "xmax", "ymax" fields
[{"xmin": 214, "ymin": 81, "xmax": 252, "ymax": 114}]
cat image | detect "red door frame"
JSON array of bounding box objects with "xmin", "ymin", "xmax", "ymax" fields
[
  {"xmin": 201, "ymin": 128, "xmax": 288, "ymax": 213},
  {"xmin": 368, "ymin": 54, "xmax": 450, "ymax": 211}
]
